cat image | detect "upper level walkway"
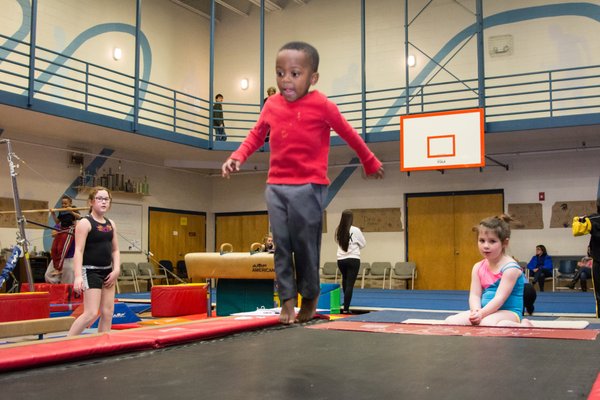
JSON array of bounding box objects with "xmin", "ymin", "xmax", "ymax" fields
[{"xmin": 1, "ymin": 33, "xmax": 600, "ymax": 151}]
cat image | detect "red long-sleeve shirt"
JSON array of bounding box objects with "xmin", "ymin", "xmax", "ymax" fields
[{"xmin": 230, "ymin": 90, "xmax": 381, "ymax": 185}]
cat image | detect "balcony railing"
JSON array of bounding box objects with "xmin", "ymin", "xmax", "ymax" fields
[{"xmin": 1, "ymin": 32, "xmax": 599, "ymax": 146}]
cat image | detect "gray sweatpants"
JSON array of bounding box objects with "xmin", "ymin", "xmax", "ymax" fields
[{"xmin": 266, "ymin": 184, "xmax": 327, "ymax": 302}]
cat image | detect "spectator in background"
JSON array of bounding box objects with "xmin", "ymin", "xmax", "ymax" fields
[
  {"xmin": 263, "ymin": 86, "xmax": 277, "ymax": 143},
  {"xmin": 527, "ymin": 244, "xmax": 553, "ymax": 292},
  {"xmin": 264, "ymin": 86, "xmax": 277, "ymax": 103},
  {"xmin": 213, "ymin": 93, "xmax": 227, "ymax": 141},
  {"xmin": 45, "ymin": 223, "xmax": 76, "ymax": 284},
  {"xmin": 586, "ymin": 206, "xmax": 600, "ymax": 315},
  {"xmin": 568, "ymin": 247, "xmax": 593, "ymax": 291},
  {"xmin": 335, "ymin": 210, "xmax": 366, "ymax": 314},
  {"xmin": 48, "ymin": 195, "xmax": 80, "ymax": 283},
  {"xmin": 261, "ymin": 233, "xmax": 275, "ymax": 253}
]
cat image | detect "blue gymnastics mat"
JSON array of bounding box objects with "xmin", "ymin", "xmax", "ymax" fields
[
  {"xmin": 348, "ymin": 289, "xmax": 597, "ymax": 315},
  {"xmin": 116, "ymin": 288, "xmax": 597, "ymax": 316}
]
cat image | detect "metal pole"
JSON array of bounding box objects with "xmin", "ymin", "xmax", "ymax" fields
[
  {"xmin": 404, "ymin": 0, "xmax": 410, "ymax": 114},
  {"xmin": 2, "ymin": 140, "xmax": 35, "ymax": 291},
  {"xmin": 133, "ymin": 0, "xmax": 142, "ymax": 131},
  {"xmin": 207, "ymin": 279, "xmax": 212, "ymax": 318},
  {"xmin": 27, "ymin": 0, "xmax": 38, "ymax": 107},
  {"xmin": 260, "ymin": 0, "xmax": 265, "ymax": 108},
  {"xmin": 476, "ymin": 0, "xmax": 485, "ymax": 109},
  {"xmin": 360, "ymin": 0, "xmax": 367, "ymax": 140},
  {"xmin": 209, "ymin": 0, "xmax": 216, "ymax": 148}
]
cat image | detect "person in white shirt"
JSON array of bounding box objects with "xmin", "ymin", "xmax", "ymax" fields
[{"xmin": 335, "ymin": 210, "xmax": 366, "ymax": 314}]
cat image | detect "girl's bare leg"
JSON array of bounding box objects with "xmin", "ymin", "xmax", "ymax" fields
[
  {"xmin": 97, "ymin": 284, "xmax": 116, "ymax": 333},
  {"xmin": 444, "ymin": 311, "xmax": 472, "ymax": 325},
  {"xmin": 68, "ymin": 289, "xmax": 101, "ymax": 336}
]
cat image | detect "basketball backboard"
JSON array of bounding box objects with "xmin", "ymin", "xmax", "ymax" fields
[{"xmin": 400, "ymin": 108, "xmax": 485, "ymax": 171}]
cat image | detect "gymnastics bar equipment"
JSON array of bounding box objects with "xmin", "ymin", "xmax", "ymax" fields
[
  {"xmin": 0, "ymin": 139, "xmax": 34, "ymax": 291},
  {"xmin": 0, "ymin": 316, "xmax": 75, "ymax": 340},
  {"xmin": 185, "ymin": 243, "xmax": 275, "ymax": 317},
  {"xmin": 0, "ymin": 245, "xmax": 22, "ymax": 292}
]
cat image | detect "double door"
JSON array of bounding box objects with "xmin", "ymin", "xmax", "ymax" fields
[{"xmin": 406, "ymin": 191, "xmax": 503, "ymax": 290}]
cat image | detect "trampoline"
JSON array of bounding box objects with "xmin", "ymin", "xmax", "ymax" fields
[{"xmin": 1, "ymin": 318, "xmax": 599, "ymax": 400}]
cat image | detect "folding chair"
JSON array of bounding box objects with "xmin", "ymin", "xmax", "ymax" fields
[{"xmin": 389, "ymin": 262, "xmax": 417, "ymax": 290}]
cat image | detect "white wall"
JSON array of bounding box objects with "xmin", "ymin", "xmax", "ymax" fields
[
  {"xmin": 212, "ymin": 147, "xmax": 600, "ymax": 265},
  {"xmin": 214, "ymin": 0, "xmax": 600, "ymax": 102},
  {"xmin": 0, "ymin": 136, "xmax": 211, "ymax": 264},
  {"xmin": 208, "ymin": 0, "xmax": 600, "ymax": 265},
  {"xmin": 1, "ymin": 0, "xmax": 599, "ymax": 270},
  {"xmin": 1, "ymin": 0, "xmax": 211, "ymax": 100},
  {"xmin": 2, "ymin": 131, "xmax": 597, "ymax": 267}
]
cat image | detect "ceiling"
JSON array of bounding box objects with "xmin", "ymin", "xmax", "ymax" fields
[{"xmin": 171, "ymin": 0, "xmax": 307, "ymax": 20}]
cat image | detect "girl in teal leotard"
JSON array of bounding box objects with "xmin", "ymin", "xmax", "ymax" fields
[{"xmin": 445, "ymin": 214, "xmax": 533, "ymax": 327}]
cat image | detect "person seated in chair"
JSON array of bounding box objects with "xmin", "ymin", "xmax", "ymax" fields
[
  {"xmin": 527, "ymin": 244, "xmax": 553, "ymax": 292},
  {"xmin": 568, "ymin": 247, "xmax": 593, "ymax": 291}
]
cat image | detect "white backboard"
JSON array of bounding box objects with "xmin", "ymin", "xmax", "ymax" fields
[{"xmin": 400, "ymin": 108, "xmax": 485, "ymax": 171}]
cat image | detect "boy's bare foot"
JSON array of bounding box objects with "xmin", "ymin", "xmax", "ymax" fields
[
  {"xmin": 297, "ymin": 297, "xmax": 318, "ymax": 323},
  {"xmin": 279, "ymin": 298, "xmax": 297, "ymax": 325}
]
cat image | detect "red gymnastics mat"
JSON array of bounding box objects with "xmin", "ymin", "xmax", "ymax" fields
[
  {"xmin": 308, "ymin": 320, "xmax": 600, "ymax": 341},
  {"xmin": 0, "ymin": 315, "xmax": 280, "ymax": 372}
]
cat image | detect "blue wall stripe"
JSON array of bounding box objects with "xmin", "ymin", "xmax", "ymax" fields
[
  {"xmin": 326, "ymin": 157, "xmax": 359, "ymax": 209},
  {"xmin": 0, "ymin": 0, "xmax": 30, "ymax": 62},
  {"xmin": 3, "ymin": 2, "xmax": 599, "ymax": 210},
  {"xmin": 370, "ymin": 2, "xmax": 600, "ymax": 134},
  {"xmin": 24, "ymin": 22, "xmax": 153, "ymax": 123}
]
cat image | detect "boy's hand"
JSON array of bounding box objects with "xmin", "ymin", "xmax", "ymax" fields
[
  {"xmin": 222, "ymin": 158, "xmax": 240, "ymax": 178},
  {"xmin": 366, "ymin": 166, "xmax": 385, "ymax": 179}
]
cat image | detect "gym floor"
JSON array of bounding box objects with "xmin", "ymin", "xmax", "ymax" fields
[{"xmin": 1, "ymin": 319, "xmax": 598, "ymax": 400}]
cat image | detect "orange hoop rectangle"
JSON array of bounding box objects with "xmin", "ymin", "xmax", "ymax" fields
[{"xmin": 427, "ymin": 134, "xmax": 456, "ymax": 158}]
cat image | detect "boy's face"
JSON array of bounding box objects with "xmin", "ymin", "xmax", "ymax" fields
[
  {"xmin": 275, "ymin": 49, "xmax": 319, "ymax": 102},
  {"xmin": 216, "ymin": 95, "xmax": 223, "ymax": 102}
]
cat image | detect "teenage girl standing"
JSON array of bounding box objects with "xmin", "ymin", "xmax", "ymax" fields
[
  {"xmin": 68, "ymin": 187, "xmax": 120, "ymax": 336},
  {"xmin": 335, "ymin": 210, "xmax": 366, "ymax": 314}
]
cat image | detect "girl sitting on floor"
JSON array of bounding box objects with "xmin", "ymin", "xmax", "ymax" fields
[{"xmin": 445, "ymin": 214, "xmax": 533, "ymax": 327}]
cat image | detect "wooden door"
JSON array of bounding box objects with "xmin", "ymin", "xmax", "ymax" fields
[
  {"xmin": 406, "ymin": 196, "xmax": 455, "ymax": 290},
  {"xmin": 215, "ymin": 212, "xmax": 269, "ymax": 252},
  {"xmin": 149, "ymin": 208, "xmax": 206, "ymax": 266},
  {"xmin": 407, "ymin": 191, "xmax": 503, "ymax": 290}
]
